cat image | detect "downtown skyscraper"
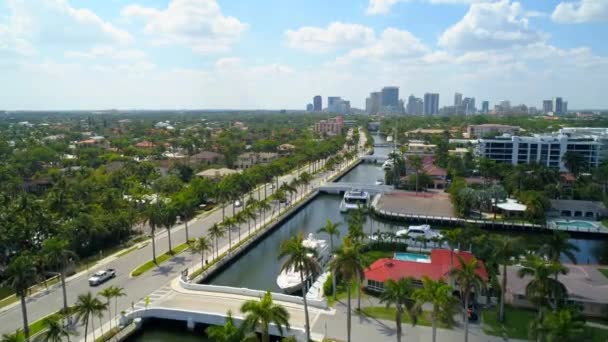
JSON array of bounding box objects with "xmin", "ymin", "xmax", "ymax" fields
[{"xmin": 423, "ymin": 93, "xmax": 439, "ymax": 115}]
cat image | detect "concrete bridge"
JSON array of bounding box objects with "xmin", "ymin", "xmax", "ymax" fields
[
  {"xmin": 119, "ymin": 278, "xmax": 326, "ymax": 342},
  {"xmin": 317, "ymin": 182, "xmax": 393, "ymax": 195},
  {"xmin": 373, "ymin": 143, "xmax": 400, "ymax": 147},
  {"xmin": 360, "ymin": 155, "xmax": 389, "ymax": 163}
]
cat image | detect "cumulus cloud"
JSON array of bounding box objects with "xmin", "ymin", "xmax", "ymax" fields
[
  {"xmin": 366, "ymin": 0, "xmax": 407, "ymax": 15},
  {"xmin": 284, "ymin": 22, "xmax": 375, "ymax": 52},
  {"xmin": 0, "ymin": 0, "xmax": 132, "ymax": 57},
  {"xmin": 336, "ymin": 28, "xmax": 429, "ymax": 63},
  {"xmin": 122, "ymin": 0, "xmax": 247, "ymax": 54},
  {"xmin": 438, "ymin": 0, "xmax": 547, "ymax": 51},
  {"xmin": 64, "ymin": 46, "xmax": 147, "ymax": 62},
  {"xmin": 552, "ymin": 0, "xmax": 608, "ymax": 23}
]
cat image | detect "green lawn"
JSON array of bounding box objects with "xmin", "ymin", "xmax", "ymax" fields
[
  {"xmin": 360, "ymin": 306, "xmax": 448, "ymax": 328},
  {"xmin": 0, "ymin": 287, "xmax": 13, "ymax": 300},
  {"xmin": 131, "ymin": 242, "xmax": 190, "ymax": 277},
  {"xmin": 482, "ymin": 306, "xmax": 608, "ymax": 342},
  {"xmin": 362, "ymin": 250, "xmax": 393, "ymax": 261},
  {"xmin": 598, "ymin": 268, "xmax": 608, "ymax": 279}
]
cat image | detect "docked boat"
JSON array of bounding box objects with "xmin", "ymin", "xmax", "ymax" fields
[
  {"xmin": 382, "ymin": 159, "xmax": 394, "ymax": 170},
  {"xmin": 339, "ymin": 189, "xmax": 370, "ymax": 212},
  {"xmin": 276, "ymin": 233, "xmax": 329, "ymax": 294},
  {"xmin": 374, "ymin": 179, "xmax": 384, "ymax": 185},
  {"xmin": 396, "ymin": 224, "xmax": 442, "ymax": 240}
]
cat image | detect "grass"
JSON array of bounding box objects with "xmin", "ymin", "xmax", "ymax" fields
[
  {"xmin": 362, "ymin": 250, "xmax": 393, "ymax": 261},
  {"xmin": 131, "ymin": 242, "xmax": 191, "ymax": 277},
  {"xmin": 360, "ymin": 306, "xmax": 449, "ymax": 329},
  {"xmin": 8, "ymin": 309, "xmax": 74, "ymax": 341},
  {"xmin": 482, "ymin": 305, "xmax": 608, "ymax": 342},
  {"xmin": 598, "ymin": 268, "xmax": 608, "ymax": 279},
  {"xmin": 0, "ymin": 287, "xmax": 13, "ymax": 300}
]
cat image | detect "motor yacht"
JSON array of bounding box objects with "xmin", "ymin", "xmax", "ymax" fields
[
  {"xmin": 276, "ymin": 233, "xmax": 329, "ymax": 294},
  {"xmin": 395, "ymin": 224, "xmax": 442, "ymax": 240},
  {"xmin": 339, "ymin": 189, "xmax": 370, "ymax": 212}
]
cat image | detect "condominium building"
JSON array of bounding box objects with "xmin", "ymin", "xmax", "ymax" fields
[
  {"xmin": 314, "ymin": 116, "xmax": 344, "ymax": 136},
  {"xmin": 477, "ymin": 133, "xmax": 603, "ymax": 171},
  {"xmin": 467, "ymin": 124, "xmax": 520, "ymax": 138}
]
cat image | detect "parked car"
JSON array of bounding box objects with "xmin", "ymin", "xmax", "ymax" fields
[
  {"xmin": 88, "ymin": 269, "xmax": 116, "ymax": 286},
  {"xmin": 234, "ymin": 200, "xmax": 242, "ymax": 207}
]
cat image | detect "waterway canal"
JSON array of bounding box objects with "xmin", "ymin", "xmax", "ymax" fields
[{"xmin": 208, "ymin": 134, "xmax": 607, "ymax": 292}]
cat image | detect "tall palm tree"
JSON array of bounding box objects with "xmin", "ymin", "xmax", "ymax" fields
[
  {"xmin": 317, "ymin": 219, "xmax": 341, "ymax": 300},
  {"xmin": 449, "ymin": 256, "xmax": 486, "ymax": 342},
  {"xmin": 192, "ymin": 236, "xmax": 213, "ymax": 268},
  {"xmin": 208, "ymin": 224, "xmax": 226, "ymax": 259},
  {"xmin": 493, "ymin": 236, "xmax": 523, "ymax": 322},
  {"xmin": 4, "ymin": 255, "xmax": 39, "ymax": 342},
  {"xmin": 206, "ymin": 310, "xmax": 244, "ymax": 342},
  {"xmin": 243, "ymin": 207, "xmax": 257, "ymax": 236},
  {"xmin": 220, "ymin": 217, "xmax": 236, "ymax": 251},
  {"xmin": 159, "ymin": 203, "xmax": 177, "ymax": 253},
  {"xmin": 278, "ymin": 233, "xmax": 321, "ymax": 342},
  {"xmin": 73, "ymin": 292, "xmax": 107, "ymax": 342},
  {"xmin": 540, "ymin": 231, "xmax": 580, "ymax": 264},
  {"xmin": 39, "ymin": 314, "xmax": 76, "ymax": 342},
  {"xmin": 99, "ymin": 287, "xmax": 114, "ymax": 333},
  {"xmin": 413, "ymin": 277, "xmax": 456, "ymax": 342},
  {"xmin": 379, "ymin": 277, "xmax": 420, "ymax": 342},
  {"xmin": 517, "ymin": 255, "xmax": 568, "ymax": 319},
  {"xmin": 329, "ymin": 238, "xmax": 366, "ymax": 342},
  {"xmin": 42, "ymin": 237, "xmax": 77, "ymax": 312},
  {"xmin": 562, "ymin": 151, "xmax": 587, "ymax": 177},
  {"xmin": 443, "ymin": 229, "xmax": 463, "ymax": 274},
  {"xmin": 408, "ymin": 155, "xmax": 423, "ymax": 193},
  {"xmin": 144, "ymin": 202, "xmax": 164, "ymax": 264},
  {"xmin": 109, "ymin": 286, "xmax": 126, "ymax": 334},
  {"xmin": 233, "ymin": 211, "xmax": 247, "ymax": 242},
  {"xmin": 258, "ymin": 199, "xmax": 272, "ymax": 225},
  {"xmin": 240, "ymin": 290, "xmax": 290, "ymax": 342}
]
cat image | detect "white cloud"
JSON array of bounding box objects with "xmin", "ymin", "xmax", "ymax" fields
[
  {"xmin": 64, "ymin": 46, "xmax": 147, "ymax": 62},
  {"xmin": 366, "ymin": 0, "xmax": 407, "ymax": 15},
  {"xmin": 336, "ymin": 28, "xmax": 429, "ymax": 63},
  {"xmin": 439, "ymin": 0, "xmax": 547, "ymax": 51},
  {"xmin": 552, "ymin": 0, "xmax": 608, "ymax": 23},
  {"xmin": 284, "ymin": 22, "xmax": 375, "ymax": 52},
  {"xmin": 215, "ymin": 57, "xmax": 242, "ymax": 70},
  {"xmin": 122, "ymin": 0, "xmax": 247, "ymax": 54}
]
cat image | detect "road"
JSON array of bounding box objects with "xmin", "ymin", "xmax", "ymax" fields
[{"xmin": 0, "ymin": 129, "xmax": 367, "ymax": 339}]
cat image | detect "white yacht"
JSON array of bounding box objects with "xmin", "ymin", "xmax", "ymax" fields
[
  {"xmin": 382, "ymin": 159, "xmax": 394, "ymax": 170},
  {"xmin": 276, "ymin": 233, "xmax": 329, "ymax": 294},
  {"xmin": 396, "ymin": 224, "xmax": 442, "ymax": 240},
  {"xmin": 339, "ymin": 189, "xmax": 370, "ymax": 212},
  {"xmin": 386, "ymin": 135, "xmax": 394, "ymax": 142}
]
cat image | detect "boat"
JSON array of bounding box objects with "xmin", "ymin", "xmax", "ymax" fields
[
  {"xmin": 395, "ymin": 225, "xmax": 442, "ymax": 240},
  {"xmin": 276, "ymin": 233, "xmax": 329, "ymax": 294},
  {"xmin": 374, "ymin": 179, "xmax": 384, "ymax": 185},
  {"xmin": 339, "ymin": 189, "xmax": 370, "ymax": 212},
  {"xmin": 382, "ymin": 159, "xmax": 394, "ymax": 170},
  {"xmin": 386, "ymin": 135, "xmax": 393, "ymax": 142}
]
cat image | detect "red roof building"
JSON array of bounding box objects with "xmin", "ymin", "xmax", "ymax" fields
[
  {"xmin": 135, "ymin": 140, "xmax": 157, "ymax": 148},
  {"xmin": 364, "ymin": 249, "xmax": 488, "ymax": 292}
]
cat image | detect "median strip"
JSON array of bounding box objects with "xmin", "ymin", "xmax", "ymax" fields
[{"xmin": 131, "ymin": 242, "xmax": 191, "ymax": 277}]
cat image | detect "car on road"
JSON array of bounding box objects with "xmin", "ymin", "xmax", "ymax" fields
[{"xmin": 88, "ymin": 269, "xmax": 116, "ymax": 286}]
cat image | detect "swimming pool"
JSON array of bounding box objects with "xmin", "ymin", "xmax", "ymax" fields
[
  {"xmin": 394, "ymin": 252, "xmax": 431, "ymax": 263},
  {"xmin": 553, "ymin": 220, "xmax": 597, "ymax": 229}
]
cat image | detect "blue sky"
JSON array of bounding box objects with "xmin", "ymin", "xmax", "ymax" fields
[{"xmin": 0, "ymin": 0, "xmax": 607, "ymax": 110}]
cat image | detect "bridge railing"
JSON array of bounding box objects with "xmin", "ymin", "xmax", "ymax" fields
[{"xmin": 179, "ymin": 278, "xmax": 328, "ymax": 309}]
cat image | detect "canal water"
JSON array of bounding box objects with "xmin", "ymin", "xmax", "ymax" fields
[{"xmin": 208, "ymin": 133, "xmax": 607, "ymax": 292}]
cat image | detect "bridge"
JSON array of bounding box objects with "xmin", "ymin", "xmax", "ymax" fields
[
  {"xmin": 317, "ymin": 182, "xmax": 393, "ymax": 195},
  {"xmin": 373, "ymin": 143, "xmax": 400, "ymax": 147},
  {"xmin": 117, "ymin": 278, "xmax": 327, "ymax": 342},
  {"xmin": 360, "ymin": 155, "xmax": 389, "ymax": 163}
]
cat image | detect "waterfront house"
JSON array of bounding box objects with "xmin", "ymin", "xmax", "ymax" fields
[
  {"xmin": 493, "ymin": 198, "xmax": 527, "ymax": 218},
  {"xmin": 548, "ymin": 199, "xmax": 607, "ymax": 220},
  {"xmin": 364, "ymin": 249, "xmax": 488, "ymax": 292},
  {"xmin": 503, "ymin": 264, "xmax": 608, "ymax": 317}
]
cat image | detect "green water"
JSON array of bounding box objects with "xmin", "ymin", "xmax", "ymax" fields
[{"xmin": 126, "ymin": 319, "xmax": 208, "ymax": 341}]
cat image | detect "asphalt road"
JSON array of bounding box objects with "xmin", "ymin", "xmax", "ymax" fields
[{"xmin": 0, "ymin": 130, "xmax": 366, "ymax": 339}]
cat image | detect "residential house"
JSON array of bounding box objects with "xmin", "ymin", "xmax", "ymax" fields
[
  {"xmin": 196, "ymin": 168, "xmax": 240, "ymax": 180},
  {"xmin": 190, "ymin": 151, "xmax": 224, "ymax": 165},
  {"xmin": 548, "ymin": 199, "xmax": 607, "ymax": 220},
  {"xmin": 235, "ymin": 152, "xmax": 278, "ymax": 169}
]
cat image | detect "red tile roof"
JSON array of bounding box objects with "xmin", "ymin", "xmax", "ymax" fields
[
  {"xmin": 365, "ymin": 249, "xmax": 488, "ymax": 283},
  {"xmin": 421, "ymin": 156, "xmax": 447, "ymax": 177},
  {"xmin": 135, "ymin": 140, "xmax": 156, "ymax": 148}
]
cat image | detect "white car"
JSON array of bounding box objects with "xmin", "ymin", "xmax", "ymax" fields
[
  {"xmin": 88, "ymin": 269, "xmax": 116, "ymax": 286},
  {"xmin": 234, "ymin": 200, "xmax": 242, "ymax": 207}
]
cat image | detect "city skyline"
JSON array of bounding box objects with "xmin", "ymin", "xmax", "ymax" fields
[{"xmin": 0, "ymin": 0, "xmax": 607, "ymax": 110}]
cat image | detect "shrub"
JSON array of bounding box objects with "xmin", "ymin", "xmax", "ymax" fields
[{"xmin": 323, "ymin": 272, "xmax": 333, "ymax": 296}]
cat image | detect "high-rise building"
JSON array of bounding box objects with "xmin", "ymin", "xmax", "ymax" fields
[
  {"xmin": 328, "ymin": 97, "xmax": 341, "ymax": 112},
  {"xmin": 406, "ymin": 94, "xmax": 424, "ymax": 115},
  {"xmin": 563, "ymin": 101, "xmax": 568, "ymax": 114},
  {"xmin": 454, "ymin": 93, "xmax": 463, "ymax": 106},
  {"xmin": 463, "ymin": 97, "xmax": 476, "ymax": 115},
  {"xmin": 423, "ymin": 93, "xmax": 439, "ymax": 115},
  {"xmin": 365, "ymin": 97, "xmax": 372, "ymax": 114},
  {"xmin": 306, "ymin": 103, "xmax": 313, "ymax": 111},
  {"xmin": 381, "ymin": 87, "xmax": 399, "ymax": 108},
  {"xmin": 482, "ymin": 101, "xmax": 489, "ymax": 114},
  {"xmin": 543, "ymin": 100, "xmax": 553, "ymax": 114},
  {"xmin": 370, "ymin": 92, "xmax": 381, "ymax": 115},
  {"xmin": 313, "ymin": 95, "xmax": 322, "ymax": 111},
  {"xmin": 553, "ymin": 97, "xmax": 564, "ymax": 115}
]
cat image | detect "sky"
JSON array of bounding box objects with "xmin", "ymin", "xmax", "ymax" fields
[{"xmin": 0, "ymin": 0, "xmax": 607, "ymax": 110}]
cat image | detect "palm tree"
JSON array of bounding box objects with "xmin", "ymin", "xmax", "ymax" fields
[
  {"xmin": 220, "ymin": 217, "xmax": 236, "ymax": 251},
  {"xmin": 240, "ymin": 290, "xmax": 290, "ymax": 342},
  {"xmin": 158, "ymin": 203, "xmax": 177, "ymax": 253},
  {"xmin": 408, "ymin": 155, "xmax": 423, "ymax": 193},
  {"xmin": 562, "ymin": 151, "xmax": 587, "ymax": 176},
  {"xmin": 99, "ymin": 287, "xmax": 114, "ymax": 333},
  {"xmin": 258, "ymin": 199, "xmax": 272, "ymax": 225},
  {"xmin": 243, "ymin": 207, "xmax": 257, "ymax": 236},
  {"xmin": 42, "ymin": 237, "xmax": 77, "ymax": 312},
  {"xmin": 278, "ymin": 233, "xmax": 321, "ymax": 342},
  {"xmin": 208, "ymin": 224, "xmax": 226, "ymax": 259},
  {"xmin": 317, "ymin": 219, "xmax": 341, "ymax": 300},
  {"xmin": 206, "ymin": 310, "xmax": 244, "ymax": 342},
  {"xmin": 0, "ymin": 332, "xmax": 19, "ymax": 342},
  {"xmin": 38, "ymin": 314, "xmax": 75, "ymax": 342},
  {"xmin": 538, "ymin": 309, "xmax": 585, "ymax": 342},
  {"xmin": 4, "ymin": 255, "xmax": 39, "ymax": 342},
  {"xmin": 413, "ymin": 277, "xmax": 456, "ymax": 342},
  {"xmin": 299, "ymin": 172, "xmax": 312, "ymax": 193},
  {"xmin": 449, "ymin": 256, "xmax": 486, "ymax": 342},
  {"xmin": 109, "ymin": 286, "xmax": 125, "ymax": 334},
  {"xmin": 144, "ymin": 202, "xmax": 164, "ymax": 264},
  {"xmin": 379, "ymin": 277, "xmax": 420, "ymax": 342},
  {"xmin": 493, "ymin": 236, "xmax": 523, "ymax": 322},
  {"xmin": 73, "ymin": 292, "xmax": 107, "ymax": 342},
  {"xmin": 443, "ymin": 229, "xmax": 463, "ymax": 273},
  {"xmin": 517, "ymin": 255, "xmax": 568, "ymax": 319},
  {"xmin": 192, "ymin": 236, "xmax": 213, "ymax": 268},
  {"xmin": 329, "ymin": 238, "xmax": 366, "ymax": 342},
  {"xmin": 233, "ymin": 211, "xmax": 247, "ymax": 242},
  {"xmin": 540, "ymin": 231, "xmax": 579, "ymax": 264}
]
